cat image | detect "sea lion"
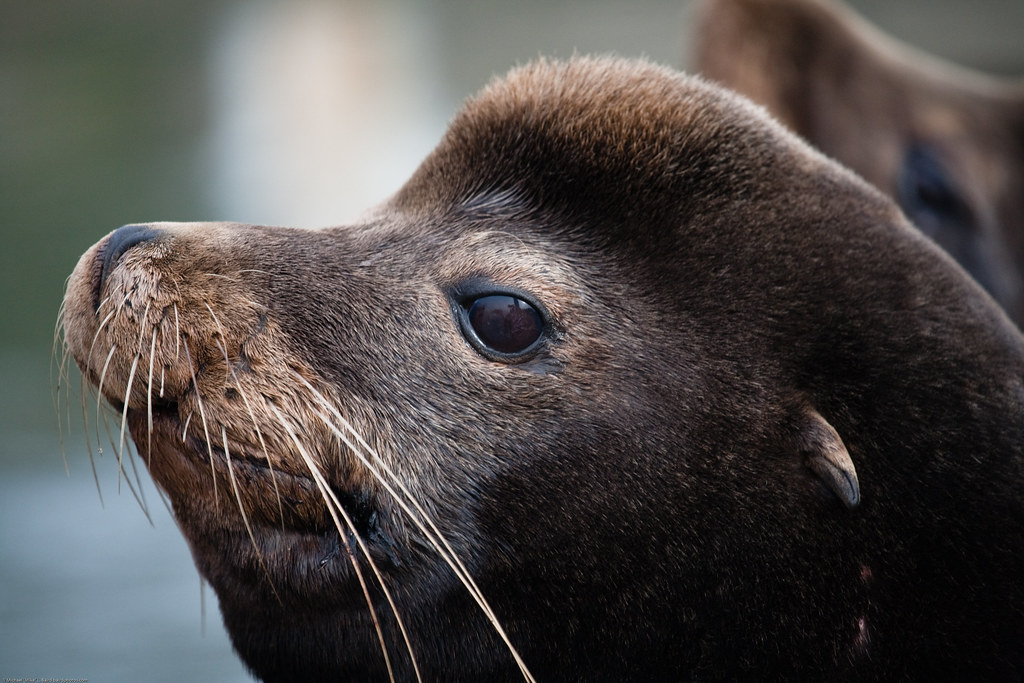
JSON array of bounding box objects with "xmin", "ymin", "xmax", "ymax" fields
[
  {"xmin": 694, "ymin": 0, "xmax": 1024, "ymax": 323},
  {"xmin": 60, "ymin": 56, "xmax": 1024, "ymax": 680}
]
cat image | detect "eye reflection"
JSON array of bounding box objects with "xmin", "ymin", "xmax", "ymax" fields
[{"xmin": 466, "ymin": 295, "xmax": 544, "ymax": 355}]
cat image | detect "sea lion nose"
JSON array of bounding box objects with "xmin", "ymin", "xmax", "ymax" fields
[
  {"xmin": 94, "ymin": 223, "xmax": 165, "ymax": 310},
  {"xmin": 99, "ymin": 224, "xmax": 164, "ymax": 289}
]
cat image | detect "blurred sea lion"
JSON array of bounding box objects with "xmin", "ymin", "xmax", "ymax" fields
[{"xmin": 695, "ymin": 0, "xmax": 1024, "ymax": 322}]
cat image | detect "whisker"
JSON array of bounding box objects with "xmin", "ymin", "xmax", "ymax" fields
[
  {"xmin": 268, "ymin": 404, "xmax": 403, "ymax": 683},
  {"xmin": 147, "ymin": 327, "xmax": 157, "ymax": 465},
  {"xmin": 92, "ymin": 384, "xmax": 152, "ymax": 522},
  {"xmin": 95, "ymin": 344, "xmax": 118, "ymax": 457},
  {"xmin": 220, "ymin": 426, "xmax": 282, "ymax": 603},
  {"xmin": 56, "ymin": 318, "xmax": 94, "ymax": 496},
  {"xmin": 181, "ymin": 337, "xmax": 218, "ymax": 506},
  {"xmin": 120, "ymin": 439, "xmax": 155, "ymax": 524},
  {"xmin": 118, "ymin": 300, "xmax": 152, "ymax": 515},
  {"xmin": 201, "ymin": 302, "xmax": 287, "ymax": 528},
  {"xmin": 293, "ymin": 373, "xmax": 534, "ymax": 682},
  {"xmin": 52, "ymin": 299, "xmax": 72, "ymax": 474},
  {"xmin": 205, "ymin": 272, "xmax": 243, "ymax": 283},
  {"xmin": 296, "ymin": 439, "xmax": 423, "ymax": 683},
  {"xmin": 88, "ymin": 306, "xmax": 118, "ymax": 454},
  {"xmin": 246, "ymin": 398, "xmax": 285, "ymax": 530},
  {"xmin": 81, "ymin": 369, "xmax": 105, "ymax": 507},
  {"xmin": 117, "ymin": 330, "xmax": 143, "ymax": 488},
  {"xmin": 173, "ymin": 302, "xmax": 182, "ymax": 362},
  {"xmin": 202, "ymin": 303, "xmax": 287, "ymax": 596},
  {"xmin": 95, "ymin": 370, "xmax": 123, "ymax": 467},
  {"xmin": 53, "ymin": 295, "xmax": 69, "ymax": 352}
]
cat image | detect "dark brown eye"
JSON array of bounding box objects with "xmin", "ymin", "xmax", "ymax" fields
[{"xmin": 466, "ymin": 294, "xmax": 544, "ymax": 355}]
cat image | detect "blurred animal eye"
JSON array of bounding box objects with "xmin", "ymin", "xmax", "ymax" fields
[
  {"xmin": 463, "ymin": 294, "xmax": 544, "ymax": 357},
  {"xmin": 896, "ymin": 143, "xmax": 972, "ymax": 237}
]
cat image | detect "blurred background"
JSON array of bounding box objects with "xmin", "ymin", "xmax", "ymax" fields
[{"xmin": 2, "ymin": 0, "xmax": 1022, "ymax": 679}]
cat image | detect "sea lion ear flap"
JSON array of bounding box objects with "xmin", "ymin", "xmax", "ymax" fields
[{"xmin": 795, "ymin": 407, "xmax": 861, "ymax": 509}]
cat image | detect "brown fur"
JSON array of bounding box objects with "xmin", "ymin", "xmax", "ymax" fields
[
  {"xmin": 695, "ymin": 0, "xmax": 1024, "ymax": 322},
  {"xmin": 62, "ymin": 56, "xmax": 1024, "ymax": 680}
]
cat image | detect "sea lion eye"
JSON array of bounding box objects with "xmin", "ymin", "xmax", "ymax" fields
[{"xmin": 462, "ymin": 294, "xmax": 545, "ymax": 357}]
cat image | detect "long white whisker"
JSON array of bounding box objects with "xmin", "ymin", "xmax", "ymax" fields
[
  {"xmin": 200, "ymin": 303, "xmax": 287, "ymax": 599},
  {"xmin": 120, "ymin": 439, "xmax": 154, "ymax": 524},
  {"xmin": 173, "ymin": 302, "xmax": 182, "ymax": 362},
  {"xmin": 116, "ymin": 320, "xmax": 144, "ymax": 488},
  {"xmin": 81, "ymin": 368, "xmax": 105, "ymax": 507},
  {"xmin": 181, "ymin": 336, "xmax": 218, "ymax": 506},
  {"xmin": 95, "ymin": 344, "xmax": 118, "ymax": 455},
  {"xmin": 291, "ymin": 373, "xmax": 533, "ymax": 682},
  {"xmin": 88, "ymin": 307, "xmax": 118, "ymax": 454},
  {"xmin": 84, "ymin": 310, "xmax": 150, "ymax": 516},
  {"xmin": 245, "ymin": 395, "xmax": 285, "ymax": 529},
  {"xmin": 309, "ymin": 402, "xmax": 500, "ymax": 631},
  {"xmin": 201, "ymin": 303, "xmax": 285, "ymax": 526},
  {"xmin": 269, "ymin": 404, "xmax": 400, "ymax": 683},
  {"xmin": 94, "ymin": 383, "xmax": 152, "ymax": 522},
  {"xmin": 52, "ymin": 299, "xmax": 72, "ymax": 475},
  {"xmin": 146, "ymin": 327, "xmax": 157, "ymax": 465},
  {"xmin": 220, "ymin": 426, "xmax": 282, "ymax": 603},
  {"xmin": 82, "ymin": 267, "xmax": 172, "ymax": 518},
  {"xmin": 60, "ymin": 302, "xmax": 102, "ymax": 501},
  {"xmin": 118, "ymin": 300, "xmax": 152, "ymax": 516},
  {"xmin": 297, "ymin": 437, "xmax": 423, "ymax": 683}
]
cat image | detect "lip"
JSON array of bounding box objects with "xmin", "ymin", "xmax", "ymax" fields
[
  {"xmin": 114, "ymin": 404, "xmax": 410, "ymax": 610},
  {"xmin": 75, "ymin": 309, "xmax": 390, "ymax": 556},
  {"xmin": 122, "ymin": 403, "xmax": 393, "ymax": 559},
  {"xmin": 124, "ymin": 405, "xmax": 328, "ymax": 521}
]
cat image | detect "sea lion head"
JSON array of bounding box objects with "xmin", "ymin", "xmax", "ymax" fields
[
  {"xmin": 694, "ymin": 0, "xmax": 1024, "ymax": 323},
  {"xmin": 61, "ymin": 56, "xmax": 1024, "ymax": 680}
]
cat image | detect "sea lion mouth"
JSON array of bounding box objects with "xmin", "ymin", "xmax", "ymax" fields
[
  {"xmin": 86, "ymin": 382, "xmax": 421, "ymax": 619},
  {"xmin": 119, "ymin": 401, "xmax": 411, "ymax": 600},
  {"xmin": 126, "ymin": 403, "xmax": 317, "ymax": 510},
  {"xmin": 110, "ymin": 393, "xmax": 388, "ymax": 557}
]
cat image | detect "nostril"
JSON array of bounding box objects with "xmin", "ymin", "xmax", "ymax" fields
[
  {"xmin": 100, "ymin": 224, "xmax": 163, "ymax": 284},
  {"xmin": 95, "ymin": 224, "xmax": 164, "ymax": 309}
]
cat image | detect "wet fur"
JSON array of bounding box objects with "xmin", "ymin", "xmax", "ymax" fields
[
  {"xmin": 694, "ymin": 0, "xmax": 1024, "ymax": 322},
  {"xmin": 61, "ymin": 57, "xmax": 1024, "ymax": 680}
]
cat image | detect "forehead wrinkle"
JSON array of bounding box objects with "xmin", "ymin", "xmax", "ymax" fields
[
  {"xmin": 455, "ymin": 188, "xmax": 534, "ymax": 221},
  {"xmin": 437, "ymin": 229, "xmax": 578, "ymax": 283},
  {"xmin": 434, "ymin": 239, "xmax": 605, "ymax": 341}
]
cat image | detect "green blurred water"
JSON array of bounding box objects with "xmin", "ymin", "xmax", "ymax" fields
[{"xmin": 0, "ymin": 2, "xmax": 250, "ymax": 679}]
